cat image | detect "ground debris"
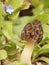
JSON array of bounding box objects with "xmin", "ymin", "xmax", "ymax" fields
[{"xmin": 32, "ymin": 62, "xmax": 48, "ymax": 65}]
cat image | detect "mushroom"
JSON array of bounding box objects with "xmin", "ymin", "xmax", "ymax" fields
[{"xmin": 20, "ymin": 20, "xmax": 43, "ymax": 65}]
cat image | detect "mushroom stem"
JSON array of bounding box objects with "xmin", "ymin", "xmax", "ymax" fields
[{"xmin": 20, "ymin": 40, "xmax": 35, "ymax": 65}]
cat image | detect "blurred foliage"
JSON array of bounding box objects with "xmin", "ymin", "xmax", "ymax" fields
[
  {"xmin": 0, "ymin": 50, "xmax": 7, "ymax": 60},
  {"xmin": 0, "ymin": 0, "xmax": 49, "ymax": 65}
]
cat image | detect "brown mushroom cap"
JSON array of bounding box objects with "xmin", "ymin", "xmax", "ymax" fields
[{"xmin": 21, "ymin": 20, "xmax": 43, "ymax": 43}]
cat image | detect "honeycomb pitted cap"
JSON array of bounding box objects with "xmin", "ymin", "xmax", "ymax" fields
[{"xmin": 21, "ymin": 20, "xmax": 43, "ymax": 43}]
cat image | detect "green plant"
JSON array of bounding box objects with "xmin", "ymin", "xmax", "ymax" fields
[{"xmin": 0, "ymin": 0, "xmax": 49, "ymax": 65}]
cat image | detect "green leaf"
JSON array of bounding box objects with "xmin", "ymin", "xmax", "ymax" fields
[
  {"xmin": 32, "ymin": 0, "xmax": 40, "ymax": 7},
  {"xmin": 38, "ymin": 57, "xmax": 49, "ymax": 63},
  {"xmin": 0, "ymin": 2, "xmax": 3, "ymax": 22},
  {"xmin": 39, "ymin": 37, "xmax": 49, "ymax": 46},
  {"xmin": 21, "ymin": 2, "xmax": 31, "ymax": 10},
  {"xmin": 0, "ymin": 2, "xmax": 2, "ymax": 15},
  {"xmin": 0, "ymin": 49, "xmax": 7, "ymax": 60},
  {"xmin": 30, "ymin": 12, "xmax": 48, "ymax": 24},
  {"xmin": 35, "ymin": 13, "xmax": 48, "ymax": 24},
  {"xmin": 6, "ymin": 0, "xmax": 24, "ymax": 10},
  {"xmin": 9, "ymin": 61, "xmax": 28, "ymax": 65},
  {"xmin": 39, "ymin": 44, "xmax": 49, "ymax": 54},
  {"xmin": 42, "ymin": 0, "xmax": 49, "ymax": 8},
  {"xmin": 40, "ymin": 37, "xmax": 49, "ymax": 43},
  {"xmin": 2, "ymin": 22, "xmax": 13, "ymax": 40},
  {"xmin": 8, "ymin": 10, "xmax": 19, "ymax": 21},
  {"xmin": 33, "ymin": 4, "xmax": 44, "ymax": 15},
  {"xmin": 4, "ymin": 42, "xmax": 16, "ymax": 55},
  {"xmin": 13, "ymin": 16, "xmax": 33, "ymax": 36},
  {"xmin": 32, "ymin": 43, "xmax": 49, "ymax": 59},
  {"xmin": 2, "ymin": 21, "xmax": 24, "ymax": 47},
  {"xmin": 32, "ymin": 44, "xmax": 40, "ymax": 58},
  {"xmin": 42, "ymin": 24, "xmax": 49, "ymax": 39},
  {"xmin": 0, "ymin": 36, "xmax": 6, "ymax": 49}
]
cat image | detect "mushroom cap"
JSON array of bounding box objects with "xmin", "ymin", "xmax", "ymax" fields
[{"xmin": 21, "ymin": 20, "xmax": 43, "ymax": 43}]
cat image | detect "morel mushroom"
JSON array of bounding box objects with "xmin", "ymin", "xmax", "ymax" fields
[{"xmin": 20, "ymin": 20, "xmax": 43, "ymax": 65}]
